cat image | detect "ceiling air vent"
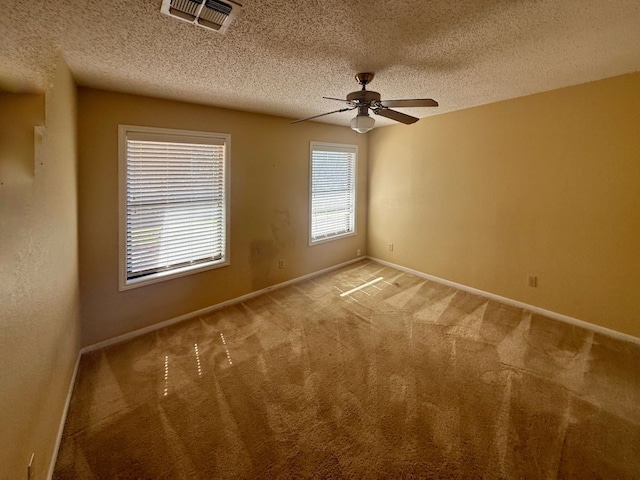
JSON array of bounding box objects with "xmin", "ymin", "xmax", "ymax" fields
[{"xmin": 160, "ymin": 0, "xmax": 241, "ymax": 34}]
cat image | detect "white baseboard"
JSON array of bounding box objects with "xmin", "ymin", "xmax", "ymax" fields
[
  {"xmin": 81, "ymin": 257, "xmax": 365, "ymax": 354},
  {"xmin": 47, "ymin": 351, "xmax": 82, "ymax": 480},
  {"xmin": 368, "ymin": 256, "xmax": 640, "ymax": 346}
]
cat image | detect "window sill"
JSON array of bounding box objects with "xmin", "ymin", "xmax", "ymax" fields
[{"xmin": 119, "ymin": 259, "xmax": 229, "ymax": 291}]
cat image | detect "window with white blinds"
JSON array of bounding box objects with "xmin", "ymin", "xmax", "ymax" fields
[
  {"xmin": 309, "ymin": 142, "xmax": 357, "ymax": 244},
  {"xmin": 119, "ymin": 126, "xmax": 229, "ymax": 289}
]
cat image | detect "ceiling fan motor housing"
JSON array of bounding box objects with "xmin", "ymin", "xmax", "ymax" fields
[{"xmin": 346, "ymin": 90, "xmax": 381, "ymax": 105}]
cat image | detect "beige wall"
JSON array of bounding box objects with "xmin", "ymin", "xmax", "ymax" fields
[
  {"xmin": 78, "ymin": 89, "xmax": 367, "ymax": 346},
  {"xmin": 368, "ymin": 72, "xmax": 640, "ymax": 338},
  {"xmin": 0, "ymin": 57, "xmax": 81, "ymax": 479}
]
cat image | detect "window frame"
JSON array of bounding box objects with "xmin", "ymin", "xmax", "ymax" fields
[
  {"xmin": 308, "ymin": 141, "xmax": 358, "ymax": 246},
  {"xmin": 118, "ymin": 125, "xmax": 230, "ymax": 291}
]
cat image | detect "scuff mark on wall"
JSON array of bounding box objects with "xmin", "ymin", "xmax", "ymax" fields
[
  {"xmin": 249, "ymin": 208, "xmax": 297, "ymax": 290},
  {"xmin": 271, "ymin": 208, "xmax": 294, "ymax": 250}
]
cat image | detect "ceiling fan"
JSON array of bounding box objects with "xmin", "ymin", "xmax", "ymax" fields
[{"xmin": 292, "ymin": 72, "xmax": 438, "ymax": 133}]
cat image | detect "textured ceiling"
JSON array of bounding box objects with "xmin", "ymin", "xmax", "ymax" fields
[{"xmin": 1, "ymin": 0, "xmax": 639, "ymax": 127}]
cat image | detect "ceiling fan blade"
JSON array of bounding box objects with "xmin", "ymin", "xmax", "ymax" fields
[
  {"xmin": 323, "ymin": 96, "xmax": 350, "ymax": 103},
  {"xmin": 374, "ymin": 108, "xmax": 419, "ymax": 124},
  {"xmin": 379, "ymin": 99, "xmax": 438, "ymax": 108},
  {"xmin": 291, "ymin": 107, "xmax": 355, "ymax": 124}
]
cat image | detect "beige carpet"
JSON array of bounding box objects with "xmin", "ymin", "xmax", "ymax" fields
[{"xmin": 54, "ymin": 260, "xmax": 640, "ymax": 478}]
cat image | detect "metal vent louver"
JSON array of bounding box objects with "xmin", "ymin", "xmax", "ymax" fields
[{"xmin": 160, "ymin": 0, "xmax": 241, "ymax": 34}]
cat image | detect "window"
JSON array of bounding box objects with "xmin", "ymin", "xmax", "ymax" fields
[
  {"xmin": 119, "ymin": 125, "xmax": 229, "ymax": 290},
  {"xmin": 309, "ymin": 142, "xmax": 357, "ymax": 244}
]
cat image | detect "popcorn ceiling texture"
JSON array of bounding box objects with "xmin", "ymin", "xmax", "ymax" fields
[{"xmin": 1, "ymin": 0, "xmax": 640, "ymax": 126}]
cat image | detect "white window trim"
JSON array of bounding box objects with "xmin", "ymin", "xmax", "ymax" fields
[
  {"xmin": 309, "ymin": 141, "xmax": 358, "ymax": 246},
  {"xmin": 118, "ymin": 125, "xmax": 230, "ymax": 291}
]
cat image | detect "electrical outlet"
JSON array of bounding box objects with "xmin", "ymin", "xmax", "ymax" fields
[
  {"xmin": 278, "ymin": 259, "xmax": 284, "ymax": 269},
  {"xmin": 356, "ymin": 248, "xmax": 361, "ymax": 256},
  {"xmin": 388, "ymin": 243, "xmax": 394, "ymax": 252},
  {"xmin": 527, "ymin": 275, "xmax": 537, "ymax": 287}
]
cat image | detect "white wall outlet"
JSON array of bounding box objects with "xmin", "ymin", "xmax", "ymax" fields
[
  {"xmin": 388, "ymin": 243, "xmax": 394, "ymax": 252},
  {"xmin": 278, "ymin": 259, "xmax": 284, "ymax": 269},
  {"xmin": 527, "ymin": 275, "xmax": 537, "ymax": 287},
  {"xmin": 356, "ymin": 248, "xmax": 361, "ymax": 256}
]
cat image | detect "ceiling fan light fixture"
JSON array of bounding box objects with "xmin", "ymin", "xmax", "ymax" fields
[{"xmin": 350, "ymin": 114, "xmax": 375, "ymax": 133}]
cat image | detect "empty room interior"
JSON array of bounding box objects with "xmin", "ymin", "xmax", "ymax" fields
[{"xmin": 1, "ymin": 1, "xmax": 639, "ymax": 478}]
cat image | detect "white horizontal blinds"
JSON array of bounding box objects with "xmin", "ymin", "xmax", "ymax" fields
[
  {"xmin": 125, "ymin": 132, "xmax": 226, "ymax": 280},
  {"xmin": 311, "ymin": 146, "xmax": 356, "ymax": 242}
]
